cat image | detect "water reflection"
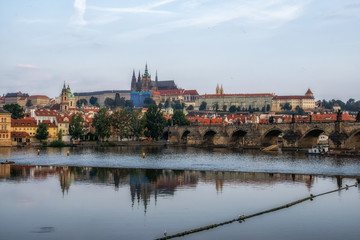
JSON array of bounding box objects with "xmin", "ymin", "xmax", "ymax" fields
[{"xmin": 1, "ymin": 164, "xmax": 343, "ymax": 210}]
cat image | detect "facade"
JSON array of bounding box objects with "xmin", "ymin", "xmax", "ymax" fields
[
  {"xmin": 150, "ymin": 89, "xmax": 199, "ymax": 107},
  {"xmin": 0, "ymin": 109, "xmax": 11, "ymax": 146},
  {"xmin": 131, "ymin": 64, "xmax": 178, "ymax": 92},
  {"xmin": 74, "ymin": 90, "xmax": 131, "ymax": 107},
  {"xmin": 28, "ymin": 95, "xmax": 50, "ymax": 107},
  {"xmin": 4, "ymin": 92, "xmax": 29, "ymax": 107},
  {"xmin": 271, "ymin": 89, "xmax": 315, "ymax": 112},
  {"xmin": 60, "ymin": 83, "xmax": 76, "ymax": 112},
  {"xmin": 196, "ymin": 93, "xmax": 274, "ymax": 111},
  {"xmin": 11, "ymin": 118, "xmax": 38, "ymax": 143},
  {"xmin": 131, "ymin": 91, "xmax": 151, "ymax": 107}
]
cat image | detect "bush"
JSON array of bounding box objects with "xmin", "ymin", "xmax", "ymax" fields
[{"xmin": 49, "ymin": 140, "xmax": 65, "ymax": 147}]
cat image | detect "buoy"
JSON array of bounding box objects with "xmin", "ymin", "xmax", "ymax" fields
[
  {"xmin": 142, "ymin": 152, "xmax": 145, "ymax": 157},
  {"xmin": 37, "ymin": 149, "xmax": 40, "ymax": 155},
  {"xmin": 67, "ymin": 150, "xmax": 70, "ymax": 156}
]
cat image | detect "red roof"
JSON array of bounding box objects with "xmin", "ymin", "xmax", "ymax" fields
[
  {"xmin": 305, "ymin": 88, "xmax": 313, "ymax": 95},
  {"xmin": 11, "ymin": 132, "xmax": 29, "ymax": 138},
  {"xmin": 11, "ymin": 118, "xmax": 37, "ymax": 127},
  {"xmin": 42, "ymin": 120, "xmax": 57, "ymax": 127},
  {"xmin": 29, "ymin": 95, "xmax": 49, "ymax": 99},
  {"xmin": 273, "ymin": 95, "xmax": 313, "ymax": 100},
  {"xmin": 183, "ymin": 90, "xmax": 199, "ymax": 95},
  {"xmin": 201, "ymin": 93, "xmax": 274, "ymax": 98}
]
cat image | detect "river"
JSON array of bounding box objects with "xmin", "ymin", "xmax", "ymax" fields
[{"xmin": 0, "ymin": 146, "xmax": 359, "ymax": 240}]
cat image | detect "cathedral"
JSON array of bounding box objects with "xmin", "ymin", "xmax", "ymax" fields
[
  {"xmin": 60, "ymin": 82, "xmax": 76, "ymax": 112},
  {"xmin": 131, "ymin": 64, "xmax": 178, "ymax": 92}
]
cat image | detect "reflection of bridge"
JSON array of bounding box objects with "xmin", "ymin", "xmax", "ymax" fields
[{"xmin": 166, "ymin": 121, "xmax": 360, "ymax": 149}]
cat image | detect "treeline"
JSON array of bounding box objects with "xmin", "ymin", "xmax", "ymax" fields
[{"xmin": 322, "ymin": 98, "xmax": 360, "ymax": 112}]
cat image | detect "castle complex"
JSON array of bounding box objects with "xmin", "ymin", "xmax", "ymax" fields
[{"xmin": 131, "ymin": 64, "xmax": 177, "ymax": 92}]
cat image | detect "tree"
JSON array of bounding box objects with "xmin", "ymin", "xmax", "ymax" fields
[
  {"xmin": 77, "ymin": 99, "xmax": 88, "ymax": 108},
  {"xmin": 213, "ymin": 102, "xmax": 219, "ymax": 112},
  {"xmin": 172, "ymin": 110, "xmax": 190, "ymax": 126},
  {"xmin": 92, "ymin": 108, "xmax": 112, "ymax": 141},
  {"xmin": 223, "ymin": 105, "xmax": 227, "ymax": 112},
  {"xmin": 129, "ymin": 111, "xmax": 144, "ymax": 139},
  {"xmin": 104, "ymin": 98, "xmax": 115, "ymax": 107},
  {"xmin": 199, "ymin": 101, "xmax": 207, "ymax": 111},
  {"xmin": 144, "ymin": 105, "xmax": 166, "ymax": 140},
  {"xmin": 164, "ymin": 99, "xmax": 171, "ymax": 108},
  {"xmin": 171, "ymin": 100, "xmax": 184, "ymax": 110},
  {"xmin": 295, "ymin": 105, "xmax": 305, "ymax": 115},
  {"xmin": 281, "ymin": 102, "xmax": 292, "ymax": 111},
  {"xmin": 35, "ymin": 123, "xmax": 49, "ymax": 141},
  {"xmin": 186, "ymin": 105, "xmax": 194, "ymax": 111},
  {"xmin": 229, "ymin": 105, "xmax": 237, "ymax": 113},
  {"xmin": 144, "ymin": 97, "xmax": 156, "ymax": 107},
  {"xmin": 112, "ymin": 109, "xmax": 131, "ymax": 139},
  {"xmin": 69, "ymin": 113, "xmax": 85, "ymax": 140},
  {"xmin": 57, "ymin": 130, "xmax": 63, "ymax": 141},
  {"xmin": 89, "ymin": 96, "xmax": 98, "ymax": 106},
  {"xmin": 125, "ymin": 100, "xmax": 134, "ymax": 109},
  {"xmin": 266, "ymin": 104, "xmax": 271, "ymax": 112},
  {"xmin": 26, "ymin": 99, "xmax": 33, "ymax": 107},
  {"xmin": 158, "ymin": 103, "xmax": 164, "ymax": 109},
  {"xmin": 3, "ymin": 104, "xmax": 25, "ymax": 119}
]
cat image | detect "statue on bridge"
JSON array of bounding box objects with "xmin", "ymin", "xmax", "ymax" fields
[
  {"xmin": 356, "ymin": 112, "xmax": 360, "ymax": 122},
  {"xmin": 336, "ymin": 110, "xmax": 343, "ymax": 122}
]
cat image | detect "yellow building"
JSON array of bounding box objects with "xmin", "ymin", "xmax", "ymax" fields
[
  {"xmin": 42, "ymin": 120, "xmax": 58, "ymax": 140},
  {"xmin": 0, "ymin": 109, "xmax": 12, "ymax": 146},
  {"xmin": 271, "ymin": 89, "xmax": 315, "ymax": 112},
  {"xmin": 11, "ymin": 118, "xmax": 37, "ymax": 144}
]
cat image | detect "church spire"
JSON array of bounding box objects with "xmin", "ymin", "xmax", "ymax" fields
[
  {"xmin": 155, "ymin": 70, "xmax": 158, "ymax": 83},
  {"xmin": 220, "ymin": 84, "xmax": 224, "ymax": 95},
  {"xmin": 131, "ymin": 69, "xmax": 137, "ymax": 91},
  {"xmin": 143, "ymin": 63, "xmax": 149, "ymax": 78},
  {"xmin": 216, "ymin": 84, "xmax": 220, "ymax": 95}
]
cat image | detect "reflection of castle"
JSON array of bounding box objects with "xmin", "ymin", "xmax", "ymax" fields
[{"xmin": 2, "ymin": 165, "xmax": 322, "ymax": 205}]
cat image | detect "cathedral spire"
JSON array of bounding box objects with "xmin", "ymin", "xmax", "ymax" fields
[
  {"xmin": 144, "ymin": 63, "xmax": 149, "ymax": 78},
  {"xmin": 155, "ymin": 70, "xmax": 158, "ymax": 83},
  {"xmin": 220, "ymin": 84, "xmax": 224, "ymax": 95},
  {"xmin": 216, "ymin": 84, "xmax": 219, "ymax": 95},
  {"xmin": 131, "ymin": 69, "xmax": 137, "ymax": 91}
]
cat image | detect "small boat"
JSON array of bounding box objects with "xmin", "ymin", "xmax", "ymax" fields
[
  {"xmin": 307, "ymin": 144, "xmax": 329, "ymax": 155},
  {"xmin": 0, "ymin": 161, "xmax": 15, "ymax": 164}
]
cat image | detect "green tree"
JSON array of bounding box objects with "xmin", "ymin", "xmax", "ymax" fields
[
  {"xmin": 3, "ymin": 104, "xmax": 24, "ymax": 119},
  {"xmin": 144, "ymin": 97, "xmax": 156, "ymax": 107},
  {"xmin": 143, "ymin": 105, "xmax": 166, "ymax": 140},
  {"xmin": 199, "ymin": 101, "xmax": 207, "ymax": 111},
  {"xmin": 213, "ymin": 102, "xmax": 219, "ymax": 112},
  {"xmin": 129, "ymin": 111, "xmax": 144, "ymax": 139},
  {"xmin": 164, "ymin": 99, "xmax": 171, "ymax": 108},
  {"xmin": 125, "ymin": 100, "xmax": 134, "ymax": 109},
  {"xmin": 186, "ymin": 105, "xmax": 194, "ymax": 111},
  {"xmin": 223, "ymin": 105, "xmax": 227, "ymax": 112},
  {"xmin": 158, "ymin": 103, "xmax": 164, "ymax": 109},
  {"xmin": 76, "ymin": 99, "xmax": 88, "ymax": 108},
  {"xmin": 229, "ymin": 105, "xmax": 237, "ymax": 113},
  {"xmin": 112, "ymin": 109, "xmax": 131, "ymax": 139},
  {"xmin": 89, "ymin": 96, "xmax": 98, "ymax": 106},
  {"xmin": 171, "ymin": 100, "xmax": 184, "ymax": 110},
  {"xmin": 266, "ymin": 104, "xmax": 271, "ymax": 112},
  {"xmin": 172, "ymin": 110, "xmax": 190, "ymax": 126},
  {"xmin": 92, "ymin": 108, "xmax": 112, "ymax": 141},
  {"xmin": 57, "ymin": 130, "xmax": 63, "ymax": 141},
  {"xmin": 69, "ymin": 113, "xmax": 85, "ymax": 140},
  {"xmin": 281, "ymin": 102, "xmax": 292, "ymax": 111},
  {"xmin": 104, "ymin": 97, "xmax": 115, "ymax": 107},
  {"xmin": 295, "ymin": 105, "xmax": 305, "ymax": 115},
  {"xmin": 35, "ymin": 123, "xmax": 49, "ymax": 141},
  {"xmin": 26, "ymin": 99, "xmax": 33, "ymax": 107}
]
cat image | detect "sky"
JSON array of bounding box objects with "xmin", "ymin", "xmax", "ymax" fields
[{"xmin": 0, "ymin": 0, "xmax": 359, "ymax": 100}]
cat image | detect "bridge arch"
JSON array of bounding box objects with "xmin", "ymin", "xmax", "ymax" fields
[
  {"xmin": 203, "ymin": 130, "xmax": 217, "ymax": 146},
  {"xmin": 181, "ymin": 130, "xmax": 191, "ymax": 144},
  {"xmin": 298, "ymin": 128, "xmax": 326, "ymax": 148},
  {"xmin": 161, "ymin": 130, "xmax": 169, "ymax": 140},
  {"xmin": 230, "ymin": 129, "xmax": 247, "ymax": 147},
  {"xmin": 262, "ymin": 129, "xmax": 283, "ymax": 147},
  {"xmin": 345, "ymin": 129, "xmax": 360, "ymax": 149}
]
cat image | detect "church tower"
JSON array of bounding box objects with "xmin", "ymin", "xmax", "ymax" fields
[
  {"xmin": 60, "ymin": 82, "xmax": 76, "ymax": 112},
  {"xmin": 141, "ymin": 64, "xmax": 152, "ymax": 92},
  {"xmin": 220, "ymin": 84, "xmax": 224, "ymax": 95},
  {"xmin": 216, "ymin": 84, "xmax": 220, "ymax": 95},
  {"xmin": 131, "ymin": 69, "xmax": 137, "ymax": 91}
]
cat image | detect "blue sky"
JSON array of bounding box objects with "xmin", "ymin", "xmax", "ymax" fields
[{"xmin": 0, "ymin": 0, "xmax": 359, "ymax": 100}]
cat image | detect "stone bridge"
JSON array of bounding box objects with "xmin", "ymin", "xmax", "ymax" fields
[{"xmin": 164, "ymin": 121, "xmax": 360, "ymax": 149}]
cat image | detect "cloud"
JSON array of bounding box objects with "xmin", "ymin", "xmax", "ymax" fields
[
  {"xmin": 16, "ymin": 64, "xmax": 40, "ymax": 70},
  {"xmin": 88, "ymin": 0, "xmax": 176, "ymax": 15},
  {"xmin": 116, "ymin": 0, "xmax": 307, "ymax": 40},
  {"xmin": 71, "ymin": 0, "xmax": 87, "ymax": 26}
]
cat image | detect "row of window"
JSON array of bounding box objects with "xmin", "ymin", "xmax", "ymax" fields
[
  {"xmin": 0, "ymin": 134, "xmax": 9, "ymax": 138},
  {"xmin": 1, "ymin": 125, "xmax": 7, "ymax": 130},
  {"xmin": 14, "ymin": 128, "xmax": 36, "ymax": 131},
  {"xmin": 1, "ymin": 118, "xmax": 8, "ymax": 122}
]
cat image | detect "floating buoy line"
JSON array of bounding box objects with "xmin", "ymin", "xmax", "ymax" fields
[{"xmin": 155, "ymin": 183, "xmax": 358, "ymax": 240}]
